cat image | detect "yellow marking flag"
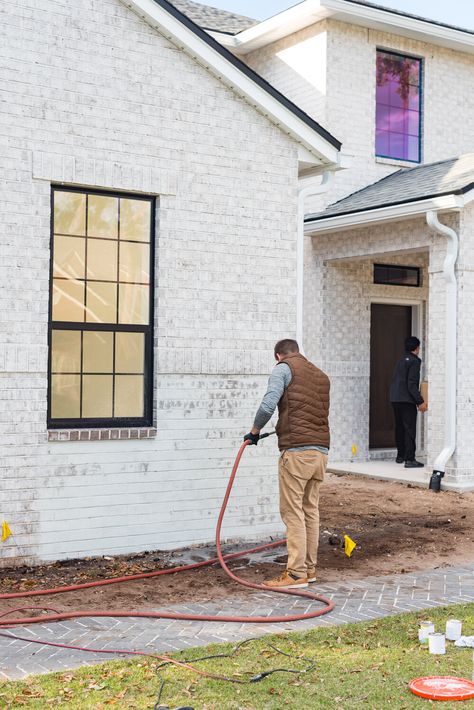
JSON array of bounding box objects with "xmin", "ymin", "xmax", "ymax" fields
[
  {"xmin": 2, "ymin": 521, "xmax": 12, "ymax": 542},
  {"xmin": 344, "ymin": 534, "xmax": 357, "ymax": 558}
]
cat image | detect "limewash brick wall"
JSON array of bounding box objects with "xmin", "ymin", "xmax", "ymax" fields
[
  {"xmin": 453, "ymin": 202, "xmax": 474, "ymax": 481},
  {"xmin": 305, "ymin": 231, "xmax": 429, "ymax": 464},
  {"xmin": 305, "ymin": 212, "xmax": 474, "ymax": 488},
  {"xmin": 0, "ymin": 0, "xmax": 301, "ymax": 564},
  {"xmin": 245, "ymin": 17, "xmax": 474, "ymax": 488}
]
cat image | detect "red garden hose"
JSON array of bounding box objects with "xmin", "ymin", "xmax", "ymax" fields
[{"xmin": 0, "ymin": 439, "xmax": 334, "ymax": 626}]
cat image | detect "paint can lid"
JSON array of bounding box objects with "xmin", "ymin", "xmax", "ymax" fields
[{"xmin": 409, "ymin": 676, "xmax": 474, "ymax": 701}]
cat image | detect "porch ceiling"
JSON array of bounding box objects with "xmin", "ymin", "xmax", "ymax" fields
[{"xmin": 323, "ymin": 246, "xmax": 429, "ymax": 264}]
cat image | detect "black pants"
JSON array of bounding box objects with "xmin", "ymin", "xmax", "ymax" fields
[{"xmin": 392, "ymin": 402, "xmax": 417, "ymax": 461}]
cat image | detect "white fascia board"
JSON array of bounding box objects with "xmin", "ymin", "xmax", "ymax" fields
[
  {"xmin": 304, "ymin": 194, "xmax": 464, "ymax": 235},
  {"xmin": 324, "ymin": 0, "xmax": 474, "ymax": 55},
  {"xmin": 224, "ymin": 0, "xmax": 474, "ymax": 57},
  {"xmin": 121, "ymin": 0, "xmax": 340, "ymax": 166},
  {"xmin": 224, "ymin": 1, "xmax": 329, "ymax": 55}
]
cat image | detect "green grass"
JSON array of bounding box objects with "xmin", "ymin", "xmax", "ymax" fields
[{"xmin": 0, "ymin": 603, "xmax": 473, "ymax": 709}]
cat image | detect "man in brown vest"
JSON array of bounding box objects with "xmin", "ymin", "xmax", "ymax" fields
[{"xmin": 244, "ymin": 339, "xmax": 330, "ymax": 589}]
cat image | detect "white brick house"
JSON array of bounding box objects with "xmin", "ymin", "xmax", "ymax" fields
[
  {"xmin": 0, "ymin": 0, "xmax": 342, "ymax": 564},
  {"xmin": 3, "ymin": 0, "xmax": 474, "ymax": 567},
  {"xmin": 205, "ymin": 0, "xmax": 474, "ymax": 491}
]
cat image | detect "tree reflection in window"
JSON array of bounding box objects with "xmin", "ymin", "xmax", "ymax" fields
[{"xmin": 376, "ymin": 50, "xmax": 422, "ymax": 163}]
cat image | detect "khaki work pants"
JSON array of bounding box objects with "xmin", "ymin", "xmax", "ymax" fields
[{"xmin": 279, "ymin": 449, "xmax": 327, "ymax": 579}]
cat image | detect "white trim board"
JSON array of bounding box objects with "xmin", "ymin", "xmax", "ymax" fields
[
  {"xmin": 215, "ymin": 0, "xmax": 474, "ymax": 57},
  {"xmin": 369, "ymin": 297, "xmax": 425, "ymax": 456},
  {"xmin": 305, "ymin": 187, "xmax": 474, "ymax": 235}
]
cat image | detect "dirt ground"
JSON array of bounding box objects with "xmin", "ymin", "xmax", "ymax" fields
[{"xmin": 1, "ymin": 473, "xmax": 474, "ymax": 617}]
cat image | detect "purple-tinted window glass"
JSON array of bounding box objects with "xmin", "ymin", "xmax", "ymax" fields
[
  {"xmin": 376, "ymin": 131, "xmax": 390, "ymax": 157},
  {"xmin": 376, "ymin": 50, "xmax": 422, "ymax": 162},
  {"xmin": 376, "ymin": 104, "xmax": 390, "ymax": 131},
  {"xmin": 407, "ymin": 136, "xmax": 420, "ymax": 162},
  {"xmin": 389, "ymin": 109, "xmax": 406, "ymax": 134},
  {"xmin": 376, "ymin": 81, "xmax": 390, "ymax": 105},
  {"xmin": 407, "ymin": 110, "xmax": 420, "ymax": 136}
]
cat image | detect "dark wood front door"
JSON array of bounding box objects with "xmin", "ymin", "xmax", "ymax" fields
[{"xmin": 369, "ymin": 304, "xmax": 412, "ymax": 448}]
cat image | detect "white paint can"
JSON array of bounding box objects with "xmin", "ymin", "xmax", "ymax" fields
[
  {"xmin": 446, "ymin": 619, "xmax": 462, "ymax": 641},
  {"xmin": 419, "ymin": 621, "xmax": 435, "ymax": 643},
  {"xmin": 429, "ymin": 632, "xmax": 446, "ymax": 655}
]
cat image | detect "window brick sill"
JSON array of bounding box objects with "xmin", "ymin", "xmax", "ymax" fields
[
  {"xmin": 48, "ymin": 428, "xmax": 157, "ymax": 442},
  {"xmin": 376, "ymin": 156, "xmax": 420, "ymax": 169}
]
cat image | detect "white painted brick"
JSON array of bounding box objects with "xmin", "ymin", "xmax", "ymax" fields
[
  {"xmin": 246, "ymin": 19, "xmax": 474, "ymax": 212},
  {"xmin": 246, "ymin": 19, "xmax": 474, "ymax": 487},
  {"xmin": 0, "ymin": 0, "xmax": 298, "ymax": 565}
]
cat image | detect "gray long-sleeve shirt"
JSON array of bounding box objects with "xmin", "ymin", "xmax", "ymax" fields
[{"xmin": 253, "ymin": 363, "xmax": 329, "ymax": 454}]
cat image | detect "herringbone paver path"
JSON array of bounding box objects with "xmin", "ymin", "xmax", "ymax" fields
[{"xmin": 1, "ymin": 564, "xmax": 473, "ymax": 679}]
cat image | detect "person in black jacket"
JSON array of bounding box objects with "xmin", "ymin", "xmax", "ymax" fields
[{"xmin": 389, "ymin": 336, "xmax": 428, "ymax": 468}]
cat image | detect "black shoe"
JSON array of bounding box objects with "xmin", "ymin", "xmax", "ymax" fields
[
  {"xmin": 405, "ymin": 460, "xmax": 424, "ymax": 468},
  {"xmin": 396, "ymin": 456, "xmax": 404, "ymax": 464}
]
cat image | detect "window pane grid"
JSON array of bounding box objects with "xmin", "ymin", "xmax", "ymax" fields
[
  {"xmin": 49, "ymin": 188, "xmax": 153, "ymax": 427},
  {"xmin": 50, "ymin": 329, "xmax": 147, "ymax": 420},
  {"xmin": 376, "ymin": 49, "xmax": 422, "ymax": 163},
  {"xmin": 52, "ymin": 193, "xmax": 151, "ymax": 326}
]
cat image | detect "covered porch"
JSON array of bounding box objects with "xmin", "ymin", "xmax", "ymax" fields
[{"xmin": 304, "ymin": 154, "xmax": 474, "ymax": 491}]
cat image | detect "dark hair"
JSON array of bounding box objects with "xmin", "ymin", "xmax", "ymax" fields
[
  {"xmin": 405, "ymin": 336, "xmax": 420, "ymax": 352},
  {"xmin": 274, "ymin": 339, "xmax": 299, "ymax": 357}
]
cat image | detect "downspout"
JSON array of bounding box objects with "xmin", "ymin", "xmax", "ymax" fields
[
  {"xmin": 426, "ymin": 210, "xmax": 459, "ymax": 491},
  {"xmin": 297, "ymin": 170, "xmax": 334, "ymax": 353}
]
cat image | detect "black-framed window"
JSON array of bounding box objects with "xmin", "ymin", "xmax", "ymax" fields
[
  {"xmin": 376, "ymin": 49, "xmax": 422, "ymax": 163},
  {"xmin": 374, "ymin": 263, "xmax": 421, "ymax": 287},
  {"xmin": 48, "ymin": 188, "xmax": 154, "ymax": 428}
]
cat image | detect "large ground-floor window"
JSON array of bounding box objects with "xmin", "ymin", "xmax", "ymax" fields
[{"xmin": 48, "ymin": 187, "xmax": 154, "ymax": 428}]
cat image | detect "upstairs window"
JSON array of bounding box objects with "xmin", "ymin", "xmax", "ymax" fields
[
  {"xmin": 376, "ymin": 50, "xmax": 422, "ymax": 163},
  {"xmin": 48, "ymin": 188, "xmax": 154, "ymax": 428}
]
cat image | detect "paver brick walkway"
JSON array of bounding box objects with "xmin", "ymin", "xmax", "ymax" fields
[{"xmin": 1, "ymin": 563, "xmax": 473, "ymax": 680}]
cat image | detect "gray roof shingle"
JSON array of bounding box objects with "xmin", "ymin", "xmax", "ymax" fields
[
  {"xmin": 306, "ymin": 154, "xmax": 474, "ymax": 222},
  {"xmin": 170, "ymin": 0, "xmax": 256, "ymax": 34}
]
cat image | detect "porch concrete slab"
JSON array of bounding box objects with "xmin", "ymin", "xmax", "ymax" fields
[
  {"xmin": 1, "ymin": 563, "xmax": 474, "ymax": 680},
  {"xmin": 328, "ymin": 460, "xmax": 430, "ymax": 487},
  {"xmin": 328, "ymin": 461, "xmax": 474, "ymax": 492}
]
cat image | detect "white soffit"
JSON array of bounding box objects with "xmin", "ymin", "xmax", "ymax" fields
[
  {"xmin": 121, "ymin": 0, "xmax": 341, "ymax": 166},
  {"xmin": 219, "ymin": 0, "xmax": 474, "ymax": 56}
]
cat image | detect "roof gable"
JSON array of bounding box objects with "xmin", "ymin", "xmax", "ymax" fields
[{"xmin": 121, "ymin": 0, "xmax": 341, "ymax": 165}]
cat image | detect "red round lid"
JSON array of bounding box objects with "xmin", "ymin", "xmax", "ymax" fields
[{"xmin": 409, "ymin": 676, "xmax": 474, "ymax": 701}]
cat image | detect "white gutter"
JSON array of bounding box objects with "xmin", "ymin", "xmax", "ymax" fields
[
  {"xmin": 304, "ymin": 193, "xmax": 464, "ymax": 235},
  {"xmin": 297, "ymin": 170, "xmax": 334, "ymax": 352},
  {"xmin": 426, "ymin": 211, "xmax": 459, "ymax": 488}
]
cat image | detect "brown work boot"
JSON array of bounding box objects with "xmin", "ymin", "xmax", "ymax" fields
[
  {"xmin": 306, "ymin": 569, "xmax": 317, "ymax": 583},
  {"xmin": 263, "ymin": 571, "xmax": 308, "ymax": 589}
]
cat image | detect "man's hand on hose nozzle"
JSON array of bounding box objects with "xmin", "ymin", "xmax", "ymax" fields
[{"xmin": 243, "ymin": 431, "xmax": 260, "ymax": 445}]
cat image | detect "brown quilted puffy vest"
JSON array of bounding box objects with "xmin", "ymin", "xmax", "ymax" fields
[{"xmin": 276, "ymin": 353, "xmax": 330, "ymax": 452}]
